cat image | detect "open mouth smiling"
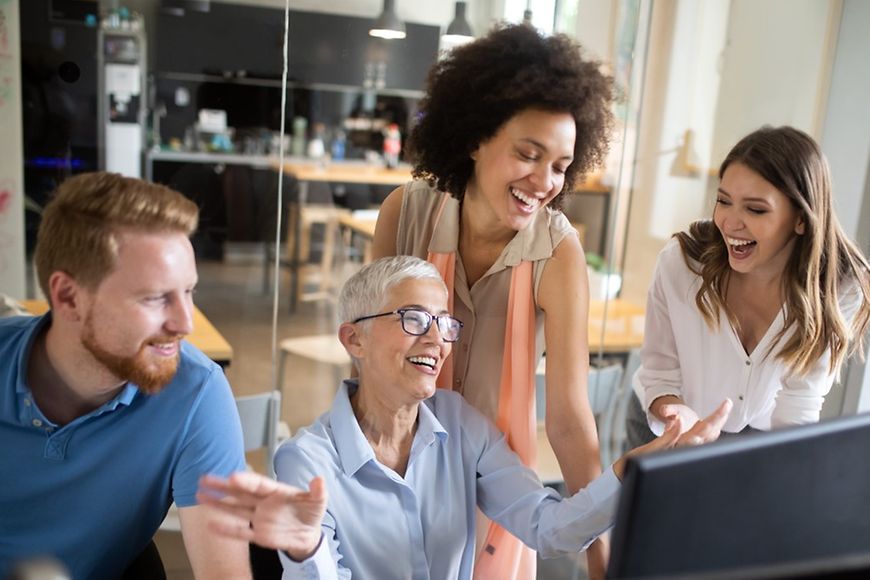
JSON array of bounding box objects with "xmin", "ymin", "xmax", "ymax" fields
[
  {"xmin": 510, "ymin": 187, "xmax": 541, "ymax": 210},
  {"xmin": 726, "ymin": 236, "xmax": 757, "ymax": 257},
  {"xmin": 407, "ymin": 355, "xmax": 437, "ymax": 371}
]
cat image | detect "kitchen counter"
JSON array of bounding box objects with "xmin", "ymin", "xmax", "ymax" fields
[{"xmin": 146, "ymin": 150, "xmax": 282, "ymax": 180}]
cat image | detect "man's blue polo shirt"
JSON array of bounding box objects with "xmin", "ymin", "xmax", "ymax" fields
[{"xmin": 0, "ymin": 314, "xmax": 246, "ymax": 579}]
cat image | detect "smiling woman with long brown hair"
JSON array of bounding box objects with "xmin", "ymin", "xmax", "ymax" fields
[{"xmin": 628, "ymin": 125, "xmax": 870, "ymax": 446}]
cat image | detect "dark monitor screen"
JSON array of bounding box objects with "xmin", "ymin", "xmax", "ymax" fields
[{"xmin": 608, "ymin": 412, "xmax": 870, "ymax": 579}]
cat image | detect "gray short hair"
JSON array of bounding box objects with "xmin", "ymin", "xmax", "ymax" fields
[{"xmin": 338, "ymin": 256, "xmax": 446, "ymax": 324}]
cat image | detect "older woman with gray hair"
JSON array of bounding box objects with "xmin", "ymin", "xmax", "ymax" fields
[{"xmin": 198, "ymin": 256, "xmax": 731, "ymax": 579}]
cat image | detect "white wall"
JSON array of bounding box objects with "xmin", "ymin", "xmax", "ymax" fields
[
  {"xmin": 0, "ymin": 0, "xmax": 26, "ymax": 299},
  {"xmin": 621, "ymin": 0, "xmax": 838, "ymax": 304},
  {"xmin": 821, "ymin": 0, "xmax": 870, "ymax": 416},
  {"xmin": 710, "ymin": 0, "xmax": 835, "ymax": 161},
  {"xmin": 821, "ymin": 0, "xmax": 870, "ymax": 241},
  {"xmin": 621, "ymin": 0, "xmax": 730, "ymax": 304},
  {"xmin": 647, "ymin": 0, "xmax": 728, "ymax": 240},
  {"xmin": 571, "ymin": 0, "xmax": 613, "ymax": 62}
]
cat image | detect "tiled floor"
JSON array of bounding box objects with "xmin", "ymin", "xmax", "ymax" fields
[{"xmin": 157, "ymin": 248, "xmax": 588, "ymax": 579}]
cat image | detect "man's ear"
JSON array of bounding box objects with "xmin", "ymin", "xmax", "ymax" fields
[
  {"xmin": 48, "ymin": 271, "xmax": 86, "ymax": 322},
  {"xmin": 338, "ymin": 322, "xmax": 365, "ymax": 360}
]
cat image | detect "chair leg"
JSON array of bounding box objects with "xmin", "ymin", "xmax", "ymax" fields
[
  {"xmin": 319, "ymin": 217, "xmax": 339, "ymax": 295},
  {"xmin": 276, "ymin": 350, "xmax": 288, "ymax": 396}
]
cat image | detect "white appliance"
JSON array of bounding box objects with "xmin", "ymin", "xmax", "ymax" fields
[{"xmin": 97, "ymin": 23, "xmax": 147, "ymax": 177}]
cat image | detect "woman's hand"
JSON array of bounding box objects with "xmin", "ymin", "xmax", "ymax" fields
[
  {"xmin": 613, "ymin": 398, "xmax": 733, "ymax": 480},
  {"xmin": 650, "ymin": 395, "xmax": 698, "ymax": 436},
  {"xmin": 197, "ymin": 472, "xmax": 327, "ymax": 561},
  {"xmin": 675, "ymin": 399, "xmax": 733, "ymax": 447}
]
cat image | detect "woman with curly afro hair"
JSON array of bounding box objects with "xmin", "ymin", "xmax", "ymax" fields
[{"xmin": 372, "ymin": 23, "xmax": 617, "ymax": 578}]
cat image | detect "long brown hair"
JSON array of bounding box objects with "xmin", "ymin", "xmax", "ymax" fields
[{"xmin": 676, "ymin": 126, "xmax": 870, "ymax": 376}]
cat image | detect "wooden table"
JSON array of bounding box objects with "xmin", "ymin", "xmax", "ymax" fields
[
  {"xmin": 273, "ymin": 161, "xmax": 413, "ymax": 187},
  {"xmin": 338, "ymin": 212, "xmax": 378, "ymax": 264},
  {"xmin": 20, "ymin": 300, "xmax": 234, "ymax": 366},
  {"xmin": 270, "ymin": 161, "xmax": 412, "ymax": 310},
  {"xmin": 588, "ymin": 298, "xmax": 645, "ymax": 354}
]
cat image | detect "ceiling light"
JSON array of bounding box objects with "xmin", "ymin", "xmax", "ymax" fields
[
  {"xmin": 370, "ymin": 0, "xmax": 406, "ymax": 40},
  {"xmin": 443, "ymin": 1, "xmax": 474, "ymax": 44}
]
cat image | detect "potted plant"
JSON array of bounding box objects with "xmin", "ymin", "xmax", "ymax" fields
[{"xmin": 585, "ymin": 252, "xmax": 621, "ymax": 301}]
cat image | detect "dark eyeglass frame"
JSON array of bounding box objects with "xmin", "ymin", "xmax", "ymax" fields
[{"xmin": 353, "ymin": 308, "xmax": 464, "ymax": 342}]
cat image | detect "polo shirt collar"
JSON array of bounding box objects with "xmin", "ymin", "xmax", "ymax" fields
[
  {"xmin": 14, "ymin": 313, "xmax": 139, "ymax": 425},
  {"xmin": 14, "ymin": 314, "xmax": 51, "ymax": 398}
]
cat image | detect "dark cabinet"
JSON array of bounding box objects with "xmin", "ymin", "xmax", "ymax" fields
[
  {"xmin": 156, "ymin": 3, "xmax": 285, "ymax": 79},
  {"xmin": 156, "ymin": 5, "xmax": 439, "ymax": 93}
]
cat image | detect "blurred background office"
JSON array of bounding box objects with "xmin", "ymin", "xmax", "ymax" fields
[{"xmin": 1, "ymin": 1, "xmax": 869, "ymax": 578}]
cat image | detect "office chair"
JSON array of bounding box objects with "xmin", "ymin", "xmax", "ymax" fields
[
  {"xmin": 535, "ymin": 358, "xmax": 624, "ymax": 469},
  {"xmin": 605, "ymin": 348, "xmax": 642, "ymax": 460},
  {"xmin": 276, "ymin": 334, "xmax": 351, "ymax": 396},
  {"xmin": 159, "ymin": 390, "xmax": 285, "ymax": 575},
  {"xmin": 161, "ymin": 390, "xmax": 284, "ymax": 530}
]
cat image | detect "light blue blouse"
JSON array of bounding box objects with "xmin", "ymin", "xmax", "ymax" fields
[{"xmin": 276, "ymin": 381, "xmax": 620, "ymax": 579}]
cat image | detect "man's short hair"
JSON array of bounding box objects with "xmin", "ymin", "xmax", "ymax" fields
[
  {"xmin": 338, "ymin": 256, "xmax": 446, "ymax": 325},
  {"xmin": 34, "ymin": 172, "xmax": 198, "ymax": 300}
]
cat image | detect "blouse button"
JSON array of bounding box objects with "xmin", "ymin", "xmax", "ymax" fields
[
  {"xmin": 745, "ymin": 360, "xmax": 751, "ymax": 366},
  {"xmin": 32, "ymin": 419, "xmax": 43, "ymax": 427}
]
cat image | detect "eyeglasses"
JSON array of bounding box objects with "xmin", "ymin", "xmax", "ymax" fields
[{"xmin": 353, "ymin": 308, "xmax": 464, "ymax": 342}]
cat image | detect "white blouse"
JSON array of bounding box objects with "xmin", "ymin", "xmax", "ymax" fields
[{"xmin": 633, "ymin": 238, "xmax": 863, "ymax": 434}]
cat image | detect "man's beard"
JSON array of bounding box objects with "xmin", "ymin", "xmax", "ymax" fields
[{"xmin": 82, "ymin": 314, "xmax": 181, "ymax": 395}]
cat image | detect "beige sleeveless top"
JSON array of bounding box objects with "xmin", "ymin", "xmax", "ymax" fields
[{"xmin": 396, "ymin": 180, "xmax": 578, "ymax": 422}]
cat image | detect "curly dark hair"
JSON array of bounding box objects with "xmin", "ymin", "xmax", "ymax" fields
[{"xmin": 406, "ymin": 23, "xmax": 614, "ymax": 211}]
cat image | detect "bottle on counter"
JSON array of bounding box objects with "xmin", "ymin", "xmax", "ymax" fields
[
  {"xmin": 383, "ymin": 123, "xmax": 401, "ymax": 169},
  {"xmin": 307, "ymin": 123, "xmax": 326, "ymax": 160},
  {"xmin": 291, "ymin": 117, "xmax": 307, "ymax": 157},
  {"xmin": 331, "ymin": 130, "xmax": 346, "ymax": 161}
]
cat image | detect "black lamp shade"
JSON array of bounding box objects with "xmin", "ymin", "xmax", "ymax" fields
[
  {"xmin": 445, "ymin": 1, "xmax": 473, "ymax": 38},
  {"xmin": 370, "ymin": 0, "xmax": 406, "ymax": 39}
]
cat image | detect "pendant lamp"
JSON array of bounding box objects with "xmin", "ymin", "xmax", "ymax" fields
[
  {"xmin": 370, "ymin": 0, "xmax": 406, "ymax": 40},
  {"xmin": 523, "ymin": 0, "xmax": 533, "ymax": 24},
  {"xmin": 443, "ymin": 1, "xmax": 474, "ymax": 43}
]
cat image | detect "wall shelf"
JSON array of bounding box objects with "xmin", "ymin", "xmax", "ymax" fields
[{"xmin": 155, "ymin": 72, "xmax": 425, "ymax": 99}]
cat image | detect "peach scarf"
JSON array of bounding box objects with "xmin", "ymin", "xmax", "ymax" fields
[{"xmin": 427, "ymin": 194, "xmax": 537, "ymax": 580}]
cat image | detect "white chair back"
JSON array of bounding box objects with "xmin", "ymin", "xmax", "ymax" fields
[
  {"xmin": 235, "ymin": 390, "xmax": 282, "ymax": 478},
  {"xmin": 588, "ymin": 364, "xmax": 624, "ymax": 467},
  {"xmin": 535, "ymin": 357, "xmax": 623, "ymax": 466},
  {"xmin": 160, "ymin": 390, "xmax": 284, "ymax": 533},
  {"xmin": 607, "ymin": 348, "xmax": 642, "ymax": 461}
]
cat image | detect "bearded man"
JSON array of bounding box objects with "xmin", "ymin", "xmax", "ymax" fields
[{"xmin": 0, "ymin": 173, "xmax": 251, "ymax": 579}]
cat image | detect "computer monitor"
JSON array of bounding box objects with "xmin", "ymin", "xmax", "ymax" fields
[{"xmin": 608, "ymin": 412, "xmax": 870, "ymax": 579}]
